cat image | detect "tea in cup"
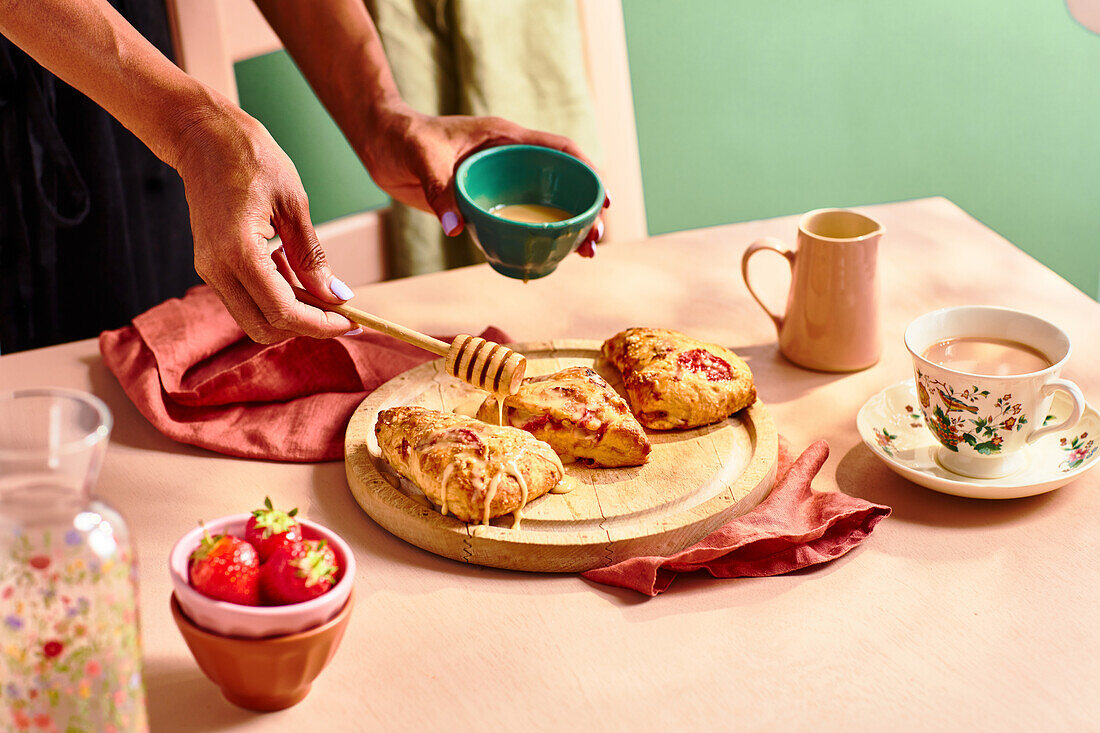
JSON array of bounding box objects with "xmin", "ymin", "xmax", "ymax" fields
[{"xmin": 904, "ymin": 306, "xmax": 1086, "ymax": 479}]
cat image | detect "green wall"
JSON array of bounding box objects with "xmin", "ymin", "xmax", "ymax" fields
[
  {"xmin": 622, "ymin": 0, "xmax": 1100, "ymax": 297},
  {"xmin": 236, "ymin": 0, "xmax": 1100, "ymax": 297},
  {"xmin": 236, "ymin": 52, "xmax": 388, "ymax": 224}
]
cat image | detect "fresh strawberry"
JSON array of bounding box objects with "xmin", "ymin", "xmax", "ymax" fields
[
  {"xmin": 188, "ymin": 524, "xmax": 260, "ymax": 605},
  {"xmin": 245, "ymin": 496, "xmax": 302, "ymax": 562},
  {"xmin": 260, "ymin": 540, "xmax": 340, "ymax": 606},
  {"xmin": 306, "ymin": 539, "xmax": 338, "ymax": 569}
]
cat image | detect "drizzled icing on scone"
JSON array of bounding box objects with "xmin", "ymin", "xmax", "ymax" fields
[
  {"xmin": 406, "ymin": 422, "xmax": 563, "ymax": 527},
  {"xmin": 477, "ymin": 366, "xmax": 651, "ymax": 468}
]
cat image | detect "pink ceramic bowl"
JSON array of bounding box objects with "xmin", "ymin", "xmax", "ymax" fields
[{"xmin": 169, "ymin": 513, "xmax": 355, "ymax": 639}]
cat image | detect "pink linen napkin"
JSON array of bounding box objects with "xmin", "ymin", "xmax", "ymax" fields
[
  {"xmin": 99, "ymin": 285, "xmax": 509, "ymax": 462},
  {"xmin": 581, "ymin": 438, "xmax": 891, "ymax": 595}
]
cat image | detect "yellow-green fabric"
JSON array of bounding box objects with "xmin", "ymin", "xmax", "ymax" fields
[{"xmin": 366, "ymin": 0, "xmax": 600, "ymax": 278}]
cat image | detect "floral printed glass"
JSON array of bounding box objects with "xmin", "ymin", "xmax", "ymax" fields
[
  {"xmin": 905, "ymin": 307, "xmax": 1086, "ymax": 479},
  {"xmin": 0, "ymin": 389, "xmax": 148, "ymax": 732}
]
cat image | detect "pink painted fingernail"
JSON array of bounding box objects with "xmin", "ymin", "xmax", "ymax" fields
[
  {"xmin": 329, "ymin": 277, "xmax": 354, "ymax": 300},
  {"xmin": 343, "ymin": 327, "xmax": 363, "ymax": 336},
  {"xmin": 441, "ymin": 211, "xmax": 460, "ymax": 236}
]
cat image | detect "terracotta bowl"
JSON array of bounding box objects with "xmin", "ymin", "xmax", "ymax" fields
[
  {"xmin": 171, "ymin": 590, "xmax": 353, "ymax": 711},
  {"xmin": 169, "ymin": 513, "xmax": 354, "ymax": 638}
]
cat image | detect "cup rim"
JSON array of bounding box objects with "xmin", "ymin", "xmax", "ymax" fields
[
  {"xmin": 904, "ymin": 305, "xmax": 1072, "ymax": 380},
  {"xmin": 797, "ymin": 208, "xmax": 884, "ymax": 243},
  {"xmin": 455, "ymin": 144, "xmax": 605, "ymax": 230},
  {"xmin": 0, "ymin": 387, "xmax": 113, "ymax": 460}
]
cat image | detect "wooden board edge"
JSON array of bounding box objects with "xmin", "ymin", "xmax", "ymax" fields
[
  {"xmin": 345, "ymin": 441, "xmax": 472, "ymax": 565},
  {"xmin": 599, "ymin": 399, "xmax": 778, "ymax": 564}
]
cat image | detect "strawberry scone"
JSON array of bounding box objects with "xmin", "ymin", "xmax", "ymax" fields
[{"xmin": 602, "ymin": 328, "xmax": 755, "ymax": 430}]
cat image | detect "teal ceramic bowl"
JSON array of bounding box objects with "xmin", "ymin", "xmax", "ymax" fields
[{"xmin": 455, "ymin": 145, "xmax": 604, "ymax": 280}]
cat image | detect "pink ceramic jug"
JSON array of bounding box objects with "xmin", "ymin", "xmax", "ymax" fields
[{"xmin": 741, "ymin": 208, "xmax": 884, "ymax": 372}]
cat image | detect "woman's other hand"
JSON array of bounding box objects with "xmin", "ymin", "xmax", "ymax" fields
[{"xmin": 361, "ymin": 103, "xmax": 608, "ymax": 255}]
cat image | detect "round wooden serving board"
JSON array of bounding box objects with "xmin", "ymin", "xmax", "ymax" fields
[{"xmin": 344, "ymin": 340, "xmax": 778, "ymax": 573}]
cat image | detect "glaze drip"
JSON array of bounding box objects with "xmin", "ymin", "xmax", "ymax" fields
[{"xmin": 408, "ymin": 424, "xmax": 561, "ymax": 526}]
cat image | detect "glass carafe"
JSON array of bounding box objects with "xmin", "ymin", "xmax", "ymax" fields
[{"xmin": 1, "ymin": 388, "xmax": 148, "ymax": 732}]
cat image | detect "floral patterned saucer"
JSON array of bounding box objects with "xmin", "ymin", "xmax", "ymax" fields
[{"xmin": 856, "ymin": 380, "xmax": 1099, "ymax": 499}]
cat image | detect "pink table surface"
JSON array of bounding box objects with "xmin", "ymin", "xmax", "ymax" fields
[{"xmin": 2, "ymin": 197, "xmax": 1097, "ymax": 731}]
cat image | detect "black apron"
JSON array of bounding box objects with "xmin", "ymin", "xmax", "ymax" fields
[{"xmin": 0, "ymin": 0, "xmax": 199, "ymax": 353}]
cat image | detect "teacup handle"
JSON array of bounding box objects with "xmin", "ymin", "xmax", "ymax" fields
[
  {"xmin": 1027, "ymin": 379, "xmax": 1086, "ymax": 443},
  {"xmin": 741, "ymin": 237, "xmax": 796, "ymax": 333}
]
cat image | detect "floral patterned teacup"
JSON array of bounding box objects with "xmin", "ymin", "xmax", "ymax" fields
[{"xmin": 904, "ymin": 306, "xmax": 1086, "ymax": 479}]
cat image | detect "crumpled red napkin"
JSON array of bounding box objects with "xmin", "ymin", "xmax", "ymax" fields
[
  {"xmin": 581, "ymin": 438, "xmax": 891, "ymax": 595},
  {"xmin": 99, "ymin": 285, "xmax": 508, "ymax": 462}
]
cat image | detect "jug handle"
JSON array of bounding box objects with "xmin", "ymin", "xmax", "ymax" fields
[{"xmin": 741, "ymin": 237, "xmax": 796, "ymax": 333}]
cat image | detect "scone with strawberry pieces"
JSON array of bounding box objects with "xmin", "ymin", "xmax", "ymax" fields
[
  {"xmin": 601, "ymin": 328, "xmax": 755, "ymax": 430},
  {"xmin": 478, "ymin": 366, "xmax": 650, "ymax": 467}
]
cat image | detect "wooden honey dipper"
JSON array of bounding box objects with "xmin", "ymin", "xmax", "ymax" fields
[{"xmin": 294, "ymin": 287, "xmax": 526, "ymax": 395}]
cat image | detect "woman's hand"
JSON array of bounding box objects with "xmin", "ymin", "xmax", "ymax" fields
[
  {"xmin": 173, "ymin": 103, "xmax": 357, "ymax": 343},
  {"xmin": 360, "ymin": 102, "xmax": 608, "ymax": 255}
]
